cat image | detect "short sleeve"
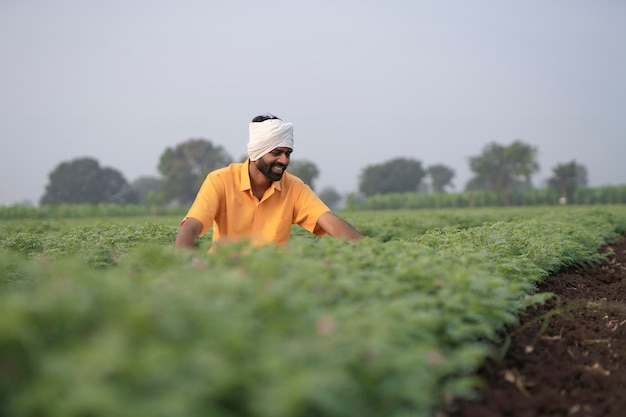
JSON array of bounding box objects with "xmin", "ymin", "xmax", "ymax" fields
[
  {"xmin": 293, "ymin": 183, "xmax": 330, "ymax": 236},
  {"xmin": 181, "ymin": 174, "xmax": 222, "ymax": 236}
]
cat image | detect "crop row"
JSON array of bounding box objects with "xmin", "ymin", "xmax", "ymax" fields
[
  {"xmin": 1, "ymin": 206, "xmax": 625, "ymax": 416},
  {"xmin": 349, "ymin": 185, "xmax": 626, "ymax": 210}
]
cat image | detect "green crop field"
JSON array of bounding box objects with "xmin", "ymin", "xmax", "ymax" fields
[{"xmin": 1, "ymin": 205, "xmax": 625, "ymax": 417}]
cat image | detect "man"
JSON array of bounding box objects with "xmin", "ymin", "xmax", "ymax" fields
[{"xmin": 175, "ymin": 114, "xmax": 363, "ymax": 249}]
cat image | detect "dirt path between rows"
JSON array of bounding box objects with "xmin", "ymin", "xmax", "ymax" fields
[{"xmin": 447, "ymin": 235, "xmax": 626, "ymax": 417}]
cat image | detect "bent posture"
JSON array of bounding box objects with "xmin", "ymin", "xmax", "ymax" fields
[{"xmin": 175, "ymin": 114, "xmax": 362, "ymax": 250}]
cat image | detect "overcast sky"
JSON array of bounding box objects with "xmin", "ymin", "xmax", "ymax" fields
[{"xmin": 1, "ymin": 0, "xmax": 624, "ymax": 206}]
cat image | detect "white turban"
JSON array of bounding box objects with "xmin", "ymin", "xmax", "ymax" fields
[{"xmin": 247, "ymin": 119, "xmax": 294, "ymax": 161}]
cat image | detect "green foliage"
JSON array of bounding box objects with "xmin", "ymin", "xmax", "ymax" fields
[
  {"xmin": 348, "ymin": 186, "xmax": 626, "ymax": 210},
  {"xmin": 1, "ymin": 207, "xmax": 625, "ymax": 417},
  {"xmin": 288, "ymin": 160, "xmax": 320, "ymax": 191},
  {"xmin": 1, "ymin": 221, "xmax": 180, "ymax": 268},
  {"xmin": 130, "ymin": 176, "xmax": 163, "ymax": 205},
  {"xmin": 427, "ymin": 164, "xmax": 455, "ymax": 192},
  {"xmin": 158, "ymin": 138, "xmax": 233, "ymax": 205},
  {"xmin": 467, "ymin": 140, "xmax": 539, "ymax": 205},
  {"xmin": 359, "ymin": 157, "xmax": 426, "ymax": 197},
  {"xmin": 0, "ymin": 204, "xmax": 187, "ymax": 220},
  {"xmin": 547, "ymin": 160, "xmax": 588, "ymax": 202},
  {"xmin": 2, "ymin": 185, "xmax": 624, "ymax": 222},
  {"xmin": 40, "ymin": 157, "xmax": 137, "ymax": 205}
]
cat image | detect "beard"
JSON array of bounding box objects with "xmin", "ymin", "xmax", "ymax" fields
[{"xmin": 255, "ymin": 159, "xmax": 287, "ymax": 182}]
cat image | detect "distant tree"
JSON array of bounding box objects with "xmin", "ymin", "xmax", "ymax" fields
[
  {"xmin": 427, "ymin": 164, "xmax": 455, "ymax": 192},
  {"xmin": 359, "ymin": 157, "xmax": 426, "ymax": 197},
  {"xmin": 288, "ymin": 159, "xmax": 320, "ymax": 191},
  {"xmin": 466, "ymin": 140, "xmax": 539, "ymax": 205},
  {"xmin": 318, "ymin": 186, "xmax": 342, "ymax": 210},
  {"xmin": 547, "ymin": 160, "xmax": 588, "ymax": 202},
  {"xmin": 40, "ymin": 157, "xmax": 137, "ymax": 205},
  {"xmin": 158, "ymin": 139, "xmax": 233, "ymax": 205},
  {"xmin": 100, "ymin": 167, "xmax": 138, "ymax": 203},
  {"xmin": 130, "ymin": 176, "xmax": 162, "ymax": 205}
]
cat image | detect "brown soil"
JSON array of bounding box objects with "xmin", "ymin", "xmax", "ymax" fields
[{"xmin": 446, "ymin": 235, "xmax": 626, "ymax": 417}]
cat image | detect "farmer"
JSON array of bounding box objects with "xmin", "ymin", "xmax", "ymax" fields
[{"xmin": 174, "ymin": 113, "xmax": 363, "ymax": 249}]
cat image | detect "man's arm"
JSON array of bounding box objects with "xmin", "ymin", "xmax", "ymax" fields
[
  {"xmin": 316, "ymin": 211, "xmax": 363, "ymax": 241},
  {"xmin": 174, "ymin": 217, "xmax": 204, "ymax": 249}
]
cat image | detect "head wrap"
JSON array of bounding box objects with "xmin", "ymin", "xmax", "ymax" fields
[{"xmin": 247, "ymin": 118, "xmax": 294, "ymax": 161}]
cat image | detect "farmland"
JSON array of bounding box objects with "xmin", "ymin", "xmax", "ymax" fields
[
  {"xmin": 451, "ymin": 235, "xmax": 626, "ymax": 416},
  {"xmin": 1, "ymin": 205, "xmax": 625, "ymax": 417}
]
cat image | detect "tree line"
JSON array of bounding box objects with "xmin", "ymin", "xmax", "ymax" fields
[{"xmin": 39, "ymin": 138, "xmax": 590, "ymax": 209}]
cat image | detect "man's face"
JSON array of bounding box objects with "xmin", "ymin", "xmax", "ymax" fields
[{"xmin": 254, "ymin": 147, "xmax": 292, "ymax": 181}]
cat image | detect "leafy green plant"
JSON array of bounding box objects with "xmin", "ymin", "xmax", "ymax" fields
[{"xmin": 1, "ymin": 206, "xmax": 625, "ymax": 416}]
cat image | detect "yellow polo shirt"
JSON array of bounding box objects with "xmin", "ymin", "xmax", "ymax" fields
[{"xmin": 181, "ymin": 160, "xmax": 330, "ymax": 246}]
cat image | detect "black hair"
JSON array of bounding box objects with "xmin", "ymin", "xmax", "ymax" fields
[{"xmin": 251, "ymin": 113, "xmax": 281, "ymax": 123}]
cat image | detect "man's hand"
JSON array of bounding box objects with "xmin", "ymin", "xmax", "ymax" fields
[
  {"xmin": 316, "ymin": 212, "xmax": 363, "ymax": 241},
  {"xmin": 175, "ymin": 217, "xmax": 203, "ymax": 249}
]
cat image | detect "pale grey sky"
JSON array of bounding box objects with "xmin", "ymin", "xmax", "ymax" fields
[{"xmin": 1, "ymin": 0, "xmax": 624, "ymax": 206}]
